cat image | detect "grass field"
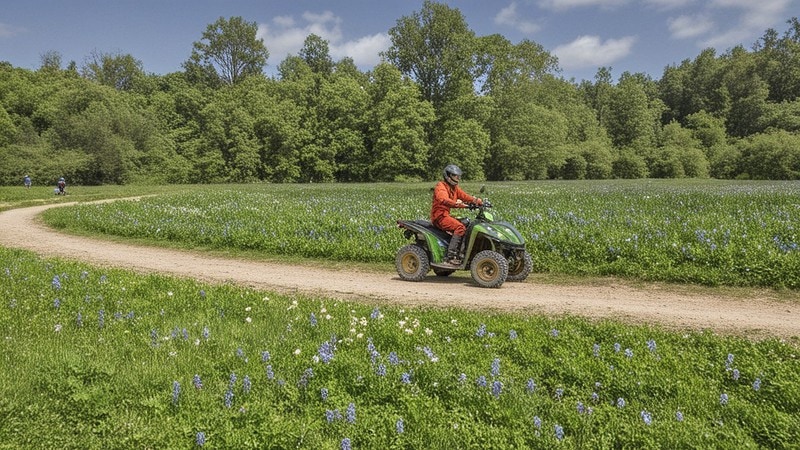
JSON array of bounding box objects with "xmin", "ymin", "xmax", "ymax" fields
[{"xmin": 1, "ymin": 180, "xmax": 799, "ymax": 448}]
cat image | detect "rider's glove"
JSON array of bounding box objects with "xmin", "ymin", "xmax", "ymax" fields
[{"xmin": 474, "ymin": 198, "xmax": 483, "ymax": 206}]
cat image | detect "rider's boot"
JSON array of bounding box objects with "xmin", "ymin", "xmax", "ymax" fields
[{"xmin": 445, "ymin": 234, "xmax": 463, "ymax": 266}]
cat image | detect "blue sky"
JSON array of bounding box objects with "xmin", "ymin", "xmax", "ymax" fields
[{"xmin": 1, "ymin": 0, "xmax": 796, "ymax": 83}]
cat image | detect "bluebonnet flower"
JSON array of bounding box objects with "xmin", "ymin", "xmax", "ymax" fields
[
  {"xmin": 421, "ymin": 346, "xmax": 438, "ymax": 362},
  {"xmin": 172, "ymin": 381, "xmax": 181, "ymax": 405},
  {"xmin": 310, "ymin": 312, "xmax": 317, "ymax": 327},
  {"xmin": 228, "ymin": 372, "xmax": 237, "ymax": 389},
  {"xmin": 76, "ymin": 312, "xmax": 83, "ymax": 327},
  {"xmin": 614, "ymin": 343, "xmax": 621, "ymax": 352},
  {"xmin": 98, "ymin": 309, "xmax": 105, "ymax": 329},
  {"xmin": 224, "ymin": 389, "xmax": 234, "ymax": 408},
  {"xmin": 676, "ymin": 410, "xmax": 684, "ymax": 422},
  {"xmin": 720, "ymin": 393, "xmax": 728, "ymax": 405},
  {"xmin": 182, "ymin": 328, "xmax": 189, "ymax": 340},
  {"xmin": 196, "ymin": 431, "xmax": 206, "ymax": 446},
  {"xmin": 476, "ymin": 375, "xmax": 487, "ymax": 387},
  {"xmin": 401, "ymin": 372, "xmax": 412, "ymax": 384},
  {"xmin": 577, "ymin": 402, "xmax": 585, "ymax": 414},
  {"xmin": 320, "ymin": 388, "xmax": 328, "ymax": 402},
  {"xmin": 476, "ymin": 324, "xmax": 487, "ymax": 337},
  {"xmin": 53, "ymin": 298, "xmax": 60, "ymax": 309},
  {"xmin": 753, "ymin": 378, "xmax": 761, "ymax": 391},
  {"xmin": 325, "ymin": 409, "xmax": 340, "ymax": 423},
  {"xmin": 298, "ymin": 368, "xmax": 314, "ymax": 388},
  {"xmin": 52, "ymin": 275, "xmax": 62, "ymax": 290},
  {"xmin": 726, "ymin": 353, "xmax": 734, "ymax": 369},
  {"xmin": 624, "ymin": 348, "xmax": 634, "ymax": 358},
  {"xmin": 509, "ymin": 329, "xmax": 518, "ymax": 340},
  {"xmin": 202, "ymin": 327, "xmax": 210, "ymax": 340},
  {"xmin": 261, "ymin": 350, "xmax": 270, "ymax": 362},
  {"xmin": 346, "ymin": 403, "xmax": 356, "ymax": 424},
  {"xmin": 526, "ymin": 378, "xmax": 536, "ymax": 394},
  {"xmin": 591, "ymin": 392, "xmax": 599, "ymax": 402},
  {"xmin": 388, "ymin": 352, "xmax": 400, "ymax": 365},
  {"xmin": 150, "ymin": 329, "xmax": 158, "ymax": 347},
  {"xmin": 551, "ymin": 329, "xmax": 559, "ymax": 337},
  {"xmin": 318, "ymin": 341, "xmax": 335, "ymax": 364},
  {"xmin": 368, "ymin": 339, "xmax": 380, "ymax": 363},
  {"xmin": 376, "ymin": 364, "xmax": 387, "ymax": 377},
  {"xmin": 554, "ymin": 425, "xmax": 564, "ymax": 441},
  {"xmin": 617, "ymin": 397, "xmax": 626, "ymax": 408},
  {"xmin": 533, "ymin": 416, "xmax": 542, "ymax": 429},
  {"xmin": 555, "ymin": 388, "xmax": 564, "ymax": 400},
  {"xmin": 732, "ymin": 369, "xmax": 740, "ymax": 381},
  {"xmin": 236, "ymin": 348, "xmax": 245, "ymax": 359},
  {"xmin": 647, "ymin": 339, "xmax": 657, "ymax": 352},
  {"xmin": 341, "ymin": 438, "xmax": 352, "ymax": 450},
  {"xmin": 266, "ymin": 365, "xmax": 274, "ymax": 380},
  {"xmin": 199, "ymin": 289, "xmax": 206, "ymax": 298},
  {"xmin": 593, "ymin": 343, "xmax": 601, "ymax": 357},
  {"xmin": 492, "ymin": 380, "xmax": 503, "ymax": 398},
  {"xmin": 491, "ymin": 358, "xmax": 500, "ymax": 377},
  {"xmin": 243, "ymin": 375, "xmax": 251, "ymax": 394},
  {"xmin": 370, "ymin": 307, "xmax": 381, "ymax": 319},
  {"xmin": 396, "ymin": 418, "xmax": 405, "ymax": 434},
  {"xmin": 640, "ymin": 410, "xmax": 652, "ymax": 425}
]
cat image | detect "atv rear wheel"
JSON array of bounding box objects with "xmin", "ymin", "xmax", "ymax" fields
[
  {"xmin": 470, "ymin": 250, "xmax": 508, "ymax": 288},
  {"xmin": 506, "ymin": 252, "xmax": 533, "ymax": 282},
  {"xmin": 396, "ymin": 244, "xmax": 430, "ymax": 282}
]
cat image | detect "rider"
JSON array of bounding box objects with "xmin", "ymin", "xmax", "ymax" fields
[
  {"xmin": 23, "ymin": 175, "xmax": 31, "ymax": 188},
  {"xmin": 57, "ymin": 177, "xmax": 66, "ymax": 195},
  {"xmin": 431, "ymin": 164, "xmax": 482, "ymax": 266}
]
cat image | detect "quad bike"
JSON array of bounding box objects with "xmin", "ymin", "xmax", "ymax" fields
[{"xmin": 395, "ymin": 192, "xmax": 532, "ymax": 288}]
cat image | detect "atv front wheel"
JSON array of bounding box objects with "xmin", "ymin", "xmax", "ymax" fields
[
  {"xmin": 506, "ymin": 252, "xmax": 533, "ymax": 282},
  {"xmin": 396, "ymin": 244, "xmax": 430, "ymax": 282},
  {"xmin": 470, "ymin": 250, "xmax": 508, "ymax": 288}
]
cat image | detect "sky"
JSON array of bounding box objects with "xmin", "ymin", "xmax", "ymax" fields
[{"xmin": 1, "ymin": 0, "xmax": 797, "ymax": 83}]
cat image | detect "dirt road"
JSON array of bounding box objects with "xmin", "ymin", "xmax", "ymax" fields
[{"xmin": 1, "ymin": 201, "xmax": 798, "ymax": 340}]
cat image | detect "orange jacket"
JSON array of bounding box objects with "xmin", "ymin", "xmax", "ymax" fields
[{"xmin": 430, "ymin": 181, "xmax": 479, "ymax": 223}]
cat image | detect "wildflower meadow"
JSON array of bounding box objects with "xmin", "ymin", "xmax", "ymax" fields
[{"xmin": 1, "ymin": 180, "xmax": 799, "ymax": 448}]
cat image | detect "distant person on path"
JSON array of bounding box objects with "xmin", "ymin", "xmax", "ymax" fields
[
  {"xmin": 430, "ymin": 164, "xmax": 482, "ymax": 266},
  {"xmin": 23, "ymin": 175, "xmax": 31, "ymax": 188},
  {"xmin": 56, "ymin": 177, "xmax": 66, "ymax": 195}
]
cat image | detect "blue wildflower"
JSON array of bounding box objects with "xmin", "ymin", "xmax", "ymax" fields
[
  {"xmin": 647, "ymin": 339, "xmax": 657, "ymax": 352},
  {"xmin": 224, "ymin": 389, "xmax": 234, "ymax": 408},
  {"xmin": 370, "ymin": 307, "xmax": 381, "ymax": 319},
  {"xmin": 53, "ymin": 298, "xmax": 60, "ymax": 309},
  {"xmin": 640, "ymin": 410, "xmax": 652, "ymax": 425},
  {"xmin": 533, "ymin": 416, "xmax": 542, "ymax": 429},
  {"xmin": 492, "ymin": 380, "xmax": 503, "ymax": 398},
  {"xmin": 229, "ymin": 372, "xmax": 237, "ymax": 389},
  {"xmin": 195, "ymin": 431, "xmax": 205, "ymax": 446},
  {"xmin": 243, "ymin": 375, "xmax": 251, "ymax": 394},
  {"xmin": 266, "ymin": 365, "xmax": 274, "ymax": 380},
  {"xmin": 458, "ymin": 373, "xmax": 467, "ymax": 383},
  {"xmin": 98, "ymin": 309, "xmax": 105, "ymax": 329},
  {"xmin": 614, "ymin": 343, "xmax": 621, "ymax": 352},
  {"xmin": 676, "ymin": 410, "xmax": 684, "ymax": 422},
  {"xmin": 509, "ymin": 329, "xmax": 518, "ymax": 340},
  {"xmin": 396, "ymin": 418, "xmax": 405, "ymax": 434},
  {"xmin": 554, "ymin": 424, "xmax": 564, "ymax": 441},
  {"xmin": 376, "ymin": 364, "xmax": 387, "ymax": 377},
  {"xmin": 476, "ymin": 375, "xmax": 487, "ymax": 387},
  {"xmin": 172, "ymin": 381, "xmax": 180, "ymax": 405},
  {"xmin": 193, "ymin": 374, "xmax": 202, "ymax": 389},
  {"xmin": 346, "ymin": 402, "xmax": 356, "ymax": 424},
  {"xmin": 202, "ymin": 327, "xmax": 210, "ymax": 340},
  {"xmin": 617, "ymin": 397, "xmax": 626, "ymax": 408},
  {"xmin": 199, "ymin": 289, "xmax": 206, "ymax": 298},
  {"xmin": 526, "ymin": 378, "xmax": 536, "ymax": 394},
  {"xmin": 577, "ymin": 402, "xmax": 585, "ymax": 414},
  {"xmin": 753, "ymin": 378, "xmax": 761, "ymax": 391},
  {"xmin": 298, "ymin": 368, "xmax": 313, "ymax": 388},
  {"xmin": 401, "ymin": 372, "xmax": 412, "ymax": 384},
  {"xmin": 476, "ymin": 324, "xmax": 487, "ymax": 337},
  {"xmin": 325, "ymin": 409, "xmax": 340, "ymax": 423},
  {"xmin": 555, "ymin": 388, "xmax": 564, "ymax": 400},
  {"xmin": 320, "ymin": 388, "xmax": 328, "ymax": 402},
  {"xmin": 593, "ymin": 343, "xmax": 600, "ymax": 357},
  {"xmin": 341, "ymin": 438, "xmax": 352, "ymax": 450},
  {"xmin": 624, "ymin": 348, "xmax": 633, "ymax": 358},
  {"xmin": 732, "ymin": 369, "xmax": 740, "ymax": 381},
  {"xmin": 52, "ymin": 275, "xmax": 62, "ymax": 290},
  {"xmin": 318, "ymin": 341, "xmax": 335, "ymax": 364},
  {"xmin": 726, "ymin": 353, "xmax": 734, "ymax": 369},
  {"xmin": 551, "ymin": 329, "xmax": 559, "ymax": 337},
  {"xmin": 388, "ymin": 352, "xmax": 400, "ymax": 365},
  {"xmin": 76, "ymin": 311, "xmax": 83, "ymax": 327},
  {"xmin": 310, "ymin": 312, "xmax": 317, "ymax": 327},
  {"xmin": 490, "ymin": 358, "xmax": 500, "ymax": 377},
  {"xmin": 261, "ymin": 350, "xmax": 270, "ymax": 362},
  {"xmin": 720, "ymin": 393, "xmax": 728, "ymax": 405}
]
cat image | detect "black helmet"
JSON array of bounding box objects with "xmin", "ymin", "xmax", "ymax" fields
[{"xmin": 443, "ymin": 164, "xmax": 462, "ymax": 185}]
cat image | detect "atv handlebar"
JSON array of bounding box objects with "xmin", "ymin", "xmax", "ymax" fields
[{"xmin": 468, "ymin": 200, "xmax": 492, "ymax": 210}]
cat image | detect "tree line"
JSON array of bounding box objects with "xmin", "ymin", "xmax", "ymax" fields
[{"xmin": 1, "ymin": 1, "xmax": 799, "ymax": 186}]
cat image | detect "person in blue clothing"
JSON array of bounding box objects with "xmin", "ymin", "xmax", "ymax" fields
[
  {"xmin": 23, "ymin": 175, "xmax": 31, "ymax": 188},
  {"xmin": 56, "ymin": 177, "xmax": 66, "ymax": 195}
]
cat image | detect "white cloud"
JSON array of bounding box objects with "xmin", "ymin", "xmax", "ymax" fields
[
  {"xmin": 701, "ymin": 0, "xmax": 791, "ymax": 48},
  {"xmin": 645, "ymin": 0, "xmax": 695, "ymax": 9},
  {"xmin": 668, "ymin": 14, "xmax": 714, "ymax": 39},
  {"xmin": 538, "ymin": 0, "xmax": 629, "ymax": 11},
  {"xmin": 0, "ymin": 22, "xmax": 25, "ymax": 38},
  {"xmin": 495, "ymin": 2, "xmax": 540, "ymax": 34},
  {"xmin": 552, "ymin": 35, "xmax": 636, "ymax": 69},
  {"xmin": 257, "ymin": 11, "xmax": 389, "ymax": 70}
]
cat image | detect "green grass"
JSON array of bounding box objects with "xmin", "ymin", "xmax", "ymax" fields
[
  {"xmin": 1, "ymin": 246, "xmax": 798, "ymax": 449},
  {"xmin": 39, "ymin": 180, "xmax": 800, "ymax": 289}
]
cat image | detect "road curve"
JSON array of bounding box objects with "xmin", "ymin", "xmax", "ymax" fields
[{"xmin": 1, "ymin": 201, "xmax": 798, "ymax": 340}]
